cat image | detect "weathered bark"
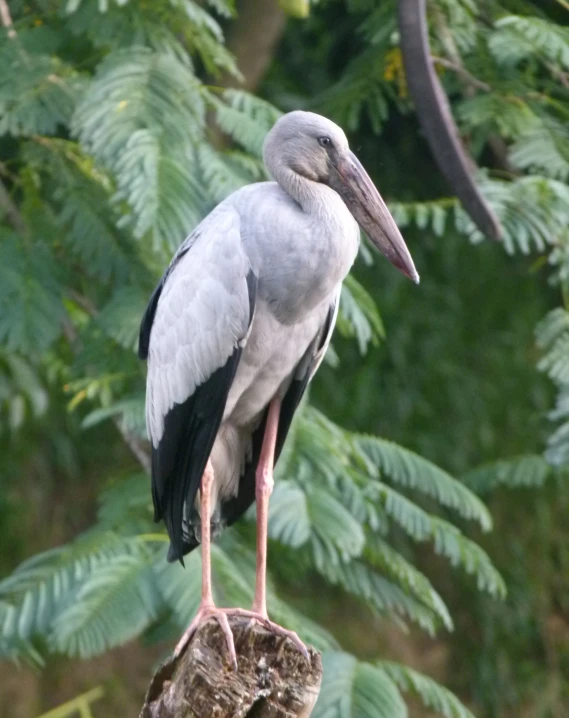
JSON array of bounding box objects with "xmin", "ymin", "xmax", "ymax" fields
[{"xmin": 140, "ymin": 617, "xmax": 322, "ymax": 718}]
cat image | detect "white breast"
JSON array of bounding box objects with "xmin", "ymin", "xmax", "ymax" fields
[{"xmin": 224, "ymin": 296, "xmax": 330, "ymax": 425}]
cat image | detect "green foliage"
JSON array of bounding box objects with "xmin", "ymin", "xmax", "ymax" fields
[
  {"xmin": 0, "ymin": 42, "xmax": 83, "ymax": 137},
  {"xmin": 536, "ymin": 309, "xmax": 569, "ymax": 465},
  {"xmin": 0, "ymin": 351, "xmax": 48, "ymax": 431},
  {"xmin": 72, "ymin": 48, "xmax": 207, "ymax": 250},
  {"xmin": 463, "ymin": 455, "xmax": 553, "ymax": 494},
  {"xmin": 0, "ymin": 532, "xmax": 147, "ymax": 654},
  {"xmin": 51, "ymin": 552, "xmax": 160, "ymax": 658},
  {"xmin": 489, "ymin": 15, "xmax": 569, "ymax": 70},
  {"xmin": 391, "ymin": 175, "xmax": 569, "ymax": 256},
  {"xmin": 338, "ymin": 275, "xmax": 385, "ymax": 353},
  {"xmin": 510, "ymin": 121, "xmax": 569, "ymax": 181},
  {"xmin": 314, "ymin": 651, "xmax": 407, "ymax": 718},
  {"xmin": 23, "ymin": 139, "xmax": 133, "ymax": 284},
  {"xmin": 97, "ymin": 287, "xmax": 149, "ymax": 352},
  {"xmin": 379, "ymin": 661, "xmax": 476, "ymax": 718},
  {"xmin": 1, "ymin": 0, "xmax": 569, "ymax": 716},
  {"xmin": 35, "ymin": 687, "xmax": 104, "ymax": 718},
  {"xmin": 268, "ymin": 405, "xmax": 504, "ymax": 638},
  {"xmin": 212, "ymin": 89, "xmax": 283, "ymax": 156},
  {"xmin": 355, "ymin": 435, "xmax": 492, "ymax": 530},
  {"xmin": 0, "ymin": 390, "xmax": 500, "ymax": 665},
  {"xmin": 0, "ymin": 233, "xmax": 65, "ymax": 355}
]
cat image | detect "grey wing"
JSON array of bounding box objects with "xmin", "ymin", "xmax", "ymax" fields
[
  {"xmin": 220, "ymin": 287, "xmax": 341, "ymax": 530},
  {"xmin": 140, "ymin": 208, "xmax": 257, "ymax": 563}
]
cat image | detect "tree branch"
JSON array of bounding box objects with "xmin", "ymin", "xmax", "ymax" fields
[
  {"xmin": 431, "ymin": 55, "xmax": 491, "ymax": 93},
  {"xmin": 115, "ymin": 420, "xmax": 151, "ymax": 475},
  {"xmin": 222, "ymin": 0, "xmax": 287, "ymax": 92},
  {"xmin": 140, "ymin": 618, "xmax": 322, "ymax": 718},
  {"xmin": 398, "ymin": 0, "xmax": 502, "ymax": 240},
  {"xmin": 0, "ymin": 177, "xmax": 26, "ymax": 234},
  {"xmin": 0, "ymin": 0, "xmax": 16, "ymax": 39}
]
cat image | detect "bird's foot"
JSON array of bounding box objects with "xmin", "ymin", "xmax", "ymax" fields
[
  {"xmin": 220, "ymin": 607, "xmax": 310, "ymax": 661},
  {"xmin": 174, "ymin": 606, "xmax": 310, "ymax": 669},
  {"xmin": 174, "ymin": 604, "xmax": 238, "ymax": 669}
]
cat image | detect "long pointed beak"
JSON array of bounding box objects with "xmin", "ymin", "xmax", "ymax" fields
[{"xmin": 331, "ymin": 151, "xmax": 419, "ymax": 284}]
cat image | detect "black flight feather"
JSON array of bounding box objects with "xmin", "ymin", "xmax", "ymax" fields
[
  {"xmin": 157, "ymin": 350, "xmax": 244, "ymax": 563},
  {"xmin": 138, "ymin": 279, "xmax": 163, "ymax": 360}
]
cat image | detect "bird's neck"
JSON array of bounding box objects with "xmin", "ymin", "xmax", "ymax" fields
[{"xmin": 273, "ymin": 166, "xmax": 337, "ymax": 218}]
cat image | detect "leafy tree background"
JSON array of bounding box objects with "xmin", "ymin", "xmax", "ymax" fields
[{"xmin": 1, "ymin": 0, "xmax": 568, "ymax": 716}]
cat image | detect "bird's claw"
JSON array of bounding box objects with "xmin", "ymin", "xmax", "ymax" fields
[
  {"xmin": 174, "ymin": 605, "xmax": 238, "ymax": 671},
  {"xmin": 175, "ymin": 606, "xmax": 310, "ymax": 669},
  {"xmin": 220, "ymin": 608, "xmax": 310, "ymax": 662},
  {"xmin": 259, "ymin": 618, "xmax": 310, "ymax": 661}
]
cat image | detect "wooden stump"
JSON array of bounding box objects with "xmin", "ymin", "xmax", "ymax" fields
[{"xmin": 140, "ymin": 617, "xmax": 322, "ymax": 718}]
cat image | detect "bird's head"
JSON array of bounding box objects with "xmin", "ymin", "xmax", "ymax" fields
[{"xmin": 263, "ymin": 111, "xmax": 419, "ymax": 284}]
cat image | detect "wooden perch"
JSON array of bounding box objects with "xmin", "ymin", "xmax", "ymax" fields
[{"xmin": 140, "ymin": 617, "xmax": 322, "ymax": 718}]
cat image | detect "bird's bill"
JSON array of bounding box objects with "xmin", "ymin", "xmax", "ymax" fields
[{"xmin": 331, "ymin": 151, "xmax": 419, "ymax": 284}]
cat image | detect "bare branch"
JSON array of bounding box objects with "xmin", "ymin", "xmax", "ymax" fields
[
  {"xmin": 431, "ymin": 55, "xmax": 491, "ymax": 93},
  {"xmin": 67, "ymin": 289, "xmax": 100, "ymax": 317},
  {"xmin": 0, "ymin": 0, "xmax": 16, "ymax": 39},
  {"xmin": 0, "ymin": 178, "xmax": 26, "ymax": 234},
  {"xmin": 398, "ymin": 0, "xmax": 503, "ymax": 241},
  {"xmin": 115, "ymin": 420, "xmax": 151, "ymax": 475}
]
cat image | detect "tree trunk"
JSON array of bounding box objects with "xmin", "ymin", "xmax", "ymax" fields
[
  {"xmin": 140, "ymin": 617, "xmax": 322, "ymax": 718},
  {"xmin": 223, "ymin": 0, "xmax": 287, "ymax": 92}
]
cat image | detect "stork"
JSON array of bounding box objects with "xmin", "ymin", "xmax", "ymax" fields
[{"xmin": 139, "ymin": 111, "xmax": 419, "ymax": 666}]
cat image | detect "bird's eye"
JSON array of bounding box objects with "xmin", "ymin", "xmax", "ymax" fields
[{"xmin": 318, "ymin": 136, "xmax": 332, "ymax": 148}]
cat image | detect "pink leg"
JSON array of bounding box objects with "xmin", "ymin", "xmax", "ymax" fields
[
  {"xmin": 251, "ymin": 398, "xmax": 281, "ymax": 616},
  {"xmin": 174, "ymin": 460, "xmax": 237, "ymax": 667},
  {"xmin": 174, "ymin": 402, "xmax": 309, "ymax": 666},
  {"xmin": 241, "ymin": 398, "xmax": 307, "ymax": 659},
  {"xmin": 198, "ymin": 459, "xmax": 215, "ymax": 607}
]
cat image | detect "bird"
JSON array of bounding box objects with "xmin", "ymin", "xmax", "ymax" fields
[{"xmin": 138, "ymin": 110, "xmax": 419, "ymax": 666}]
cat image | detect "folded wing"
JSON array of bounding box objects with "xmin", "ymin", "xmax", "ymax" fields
[{"xmin": 139, "ymin": 208, "xmax": 257, "ymax": 562}]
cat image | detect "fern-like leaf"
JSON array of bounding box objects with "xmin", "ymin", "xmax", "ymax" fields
[
  {"xmin": 0, "ymin": 42, "xmax": 84, "ymax": 137},
  {"xmin": 0, "ymin": 233, "xmax": 66, "ymax": 354},
  {"xmin": 72, "ymin": 48, "xmax": 207, "ymax": 252},
  {"xmin": 463, "ymin": 455, "xmax": 552, "ymax": 494},
  {"xmin": 489, "ymin": 16, "xmax": 569, "ymax": 71},
  {"xmin": 338, "ymin": 275, "xmax": 385, "ymax": 353},
  {"xmin": 379, "ymin": 661, "xmax": 476, "ymax": 718},
  {"xmin": 0, "ymin": 532, "xmax": 147, "ymax": 649},
  {"xmin": 366, "ymin": 536, "xmax": 453, "ymax": 631},
  {"xmin": 50, "ymin": 553, "xmax": 160, "ymax": 658},
  {"xmin": 356, "ymin": 435, "xmax": 492, "ymax": 531},
  {"xmin": 97, "ymin": 286, "xmax": 149, "ymax": 352},
  {"xmin": 210, "ymin": 89, "xmax": 282, "ymax": 156},
  {"xmin": 314, "ymin": 652, "xmax": 407, "ymax": 718},
  {"xmin": 378, "ymin": 485, "xmax": 505, "ymax": 597}
]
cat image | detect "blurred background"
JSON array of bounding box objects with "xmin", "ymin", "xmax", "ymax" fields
[{"xmin": 1, "ymin": 0, "xmax": 568, "ymax": 716}]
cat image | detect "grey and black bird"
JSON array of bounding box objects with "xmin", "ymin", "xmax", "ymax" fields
[{"xmin": 139, "ymin": 111, "xmax": 419, "ymax": 663}]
